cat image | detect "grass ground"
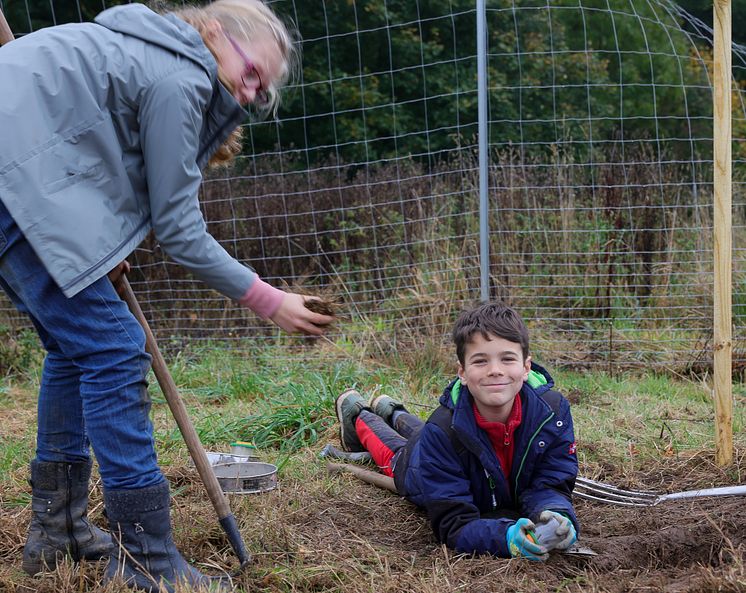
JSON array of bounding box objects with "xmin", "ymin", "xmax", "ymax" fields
[{"xmin": 1, "ymin": 339, "xmax": 745, "ymax": 592}]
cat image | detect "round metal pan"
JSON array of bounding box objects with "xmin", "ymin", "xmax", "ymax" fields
[{"xmin": 213, "ymin": 461, "xmax": 278, "ymax": 495}]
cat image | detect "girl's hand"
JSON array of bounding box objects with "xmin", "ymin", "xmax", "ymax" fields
[{"xmin": 270, "ymin": 292, "xmax": 334, "ymax": 335}]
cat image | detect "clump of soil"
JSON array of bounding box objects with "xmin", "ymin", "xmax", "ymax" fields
[{"xmin": 304, "ymin": 297, "xmax": 338, "ymax": 317}]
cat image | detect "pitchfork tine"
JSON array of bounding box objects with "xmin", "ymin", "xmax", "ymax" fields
[
  {"xmin": 576, "ymin": 477, "xmax": 659, "ymax": 499},
  {"xmin": 574, "ymin": 483, "xmax": 657, "ymax": 506},
  {"xmin": 576, "ymin": 476, "xmax": 658, "ymax": 494},
  {"xmin": 573, "ymin": 489, "xmax": 653, "ymax": 506},
  {"xmin": 574, "ymin": 478, "xmax": 746, "ymax": 506}
]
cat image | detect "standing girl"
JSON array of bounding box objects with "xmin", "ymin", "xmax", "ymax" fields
[{"xmin": 0, "ymin": 1, "xmax": 331, "ymax": 590}]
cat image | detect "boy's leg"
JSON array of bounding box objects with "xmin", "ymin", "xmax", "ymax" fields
[
  {"xmin": 355, "ymin": 410, "xmax": 407, "ymax": 477},
  {"xmin": 335, "ymin": 389, "xmax": 372, "ymax": 452},
  {"xmin": 393, "ymin": 411, "xmax": 425, "ymax": 440},
  {"xmin": 370, "ymin": 394, "xmax": 424, "ymax": 439}
]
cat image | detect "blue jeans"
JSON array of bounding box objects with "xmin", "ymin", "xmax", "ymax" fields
[{"xmin": 0, "ymin": 199, "xmax": 162, "ymax": 490}]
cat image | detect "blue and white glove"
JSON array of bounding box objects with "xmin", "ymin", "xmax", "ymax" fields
[
  {"xmin": 505, "ymin": 518, "xmax": 548, "ymax": 561},
  {"xmin": 537, "ymin": 510, "xmax": 577, "ymax": 551}
]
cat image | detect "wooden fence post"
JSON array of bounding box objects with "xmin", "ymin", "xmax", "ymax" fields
[{"xmin": 713, "ymin": 0, "xmax": 733, "ymax": 466}]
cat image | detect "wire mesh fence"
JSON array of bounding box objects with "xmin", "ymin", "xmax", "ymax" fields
[{"xmin": 1, "ymin": 0, "xmax": 745, "ymax": 374}]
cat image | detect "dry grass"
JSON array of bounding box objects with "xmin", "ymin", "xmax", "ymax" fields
[
  {"xmin": 2, "ymin": 340, "xmax": 746, "ymax": 592},
  {"xmin": 2, "ymin": 410, "xmax": 746, "ymax": 592}
]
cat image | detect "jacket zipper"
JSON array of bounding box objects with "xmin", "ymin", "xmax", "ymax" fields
[
  {"xmin": 513, "ymin": 412, "xmax": 554, "ymax": 502},
  {"xmin": 484, "ymin": 469, "xmax": 497, "ymax": 510},
  {"xmin": 196, "ymin": 102, "xmax": 245, "ymax": 165}
]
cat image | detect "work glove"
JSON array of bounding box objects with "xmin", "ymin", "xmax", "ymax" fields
[
  {"xmin": 505, "ymin": 518, "xmax": 548, "ymax": 561},
  {"xmin": 536, "ymin": 510, "xmax": 577, "ymax": 551}
]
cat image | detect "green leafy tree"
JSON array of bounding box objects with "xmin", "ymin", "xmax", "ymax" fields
[
  {"xmin": 257, "ymin": 0, "xmax": 714, "ymax": 163},
  {"xmin": 4, "ymin": 0, "xmax": 718, "ymax": 164},
  {"xmin": 676, "ymin": 0, "xmax": 746, "ymax": 46},
  {"xmin": 553, "ymin": 0, "xmax": 712, "ymax": 154}
]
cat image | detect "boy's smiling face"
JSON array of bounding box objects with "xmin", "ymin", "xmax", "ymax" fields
[{"xmin": 457, "ymin": 333, "xmax": 531, "ymax": 423}]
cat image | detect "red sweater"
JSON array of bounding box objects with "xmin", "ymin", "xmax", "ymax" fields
[{"xmin": 472, "ymin": 393, "xmax": 523, "ymax": 480}]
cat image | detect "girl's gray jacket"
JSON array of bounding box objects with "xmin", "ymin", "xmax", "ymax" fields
[{"xmin": 0, "ymin": 4, "xmax": 254, "ymax": 299}]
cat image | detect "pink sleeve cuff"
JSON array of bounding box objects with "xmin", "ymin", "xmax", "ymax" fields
[{"xmin": 238, "ymin": 278, "xmax": 285, "ymax": 319}]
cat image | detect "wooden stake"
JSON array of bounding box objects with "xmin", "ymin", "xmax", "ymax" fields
[{"xmin": 713, "ymin": 0, "xmax": 733, "ymax": 466}]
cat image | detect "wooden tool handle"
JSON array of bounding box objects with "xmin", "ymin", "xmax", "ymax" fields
[
  {"xmin": 118, "ymin": 276, "xmax": 232, "ymax": 519},
  {"xmin": 327, "ymin": 462, "xmax": 397, "ymax": 493}
]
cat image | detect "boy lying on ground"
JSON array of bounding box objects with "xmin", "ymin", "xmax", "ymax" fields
[{"xmin": 335, "ymin": 302, "xmax": 579, "ymax": 560}]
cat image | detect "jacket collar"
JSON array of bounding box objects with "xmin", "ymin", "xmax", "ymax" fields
[{"xmin": 197, "ymin": 84, "xmax": 247, "ymax": 169}]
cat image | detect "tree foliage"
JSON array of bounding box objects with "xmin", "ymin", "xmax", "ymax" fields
[
  {"xmin": 676, "ymin": 0, "xmax": 746, "ymax": 46},
  {"xmin": 2, "ymin": 0, "xmax": 721, "ymax": 163},
  {"xmin": 257, "ymin": 0, "xmax": 715, "ymax": 163}
]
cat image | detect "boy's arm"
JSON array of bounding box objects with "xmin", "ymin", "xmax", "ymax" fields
[
  {"xmin": 517, "ymin": 397, "xmax": 580, "ymax": 532},
  {"xmin": 418, "ymin": 425, "xmax": 514, "ymax": 558}
]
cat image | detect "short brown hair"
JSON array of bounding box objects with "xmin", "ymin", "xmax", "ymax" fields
[{"xmin": 452, "ymin": 302, "xmax": 530, "ymax": 365}]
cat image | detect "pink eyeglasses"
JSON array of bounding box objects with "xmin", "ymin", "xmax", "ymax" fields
[{"xmin": 225, "ymin": 33, "xmax": 269, "ymax": 106}]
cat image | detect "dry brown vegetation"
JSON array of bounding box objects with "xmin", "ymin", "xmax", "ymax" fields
[
  {"xmin": 2, "ymin": 391, "xmax": 746, "ymax": 593},
  {"xmin": 0, "ymin": 149, "xmax": 729, "ymax": 372}
]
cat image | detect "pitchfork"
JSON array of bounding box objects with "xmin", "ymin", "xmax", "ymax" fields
[
  {"xmin": 574, "ymin": 477, "xmax": 746, "ymax": 507},
  {"xmin": 320, "ymin": 444, "xmax": 746, "ymax": 507}
]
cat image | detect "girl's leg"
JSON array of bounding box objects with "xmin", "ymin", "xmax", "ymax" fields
[
  {"xmin": 0, "ymin": 204, "xmax": 222, "ymax": 587},
  {"xmin": 0, "ymin": 202, "xmax": 160, "ymax": 490},
  {"xmin": 355, "ymin": 410, "xmax": 407, "ymax": 477},
  {"xmin": 36, "ymin": 334, "xmax": 90, "ymax": 463},
  {"xmin": 0, "ymin": 274, "xmax": 89, "ymax": 464},
  {"xmin": 0, "ymin": 202, "xmax": 114, "ymax": 573}
]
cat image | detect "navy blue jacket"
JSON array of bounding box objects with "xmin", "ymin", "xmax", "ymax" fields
[{"xmin": 393, "ymin": 363, "xmax": 579, "ymax": 557}]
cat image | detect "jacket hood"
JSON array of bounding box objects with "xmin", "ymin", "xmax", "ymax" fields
[
  {"xmin": 95, "ymin": 4, "xmax": 246, "ymax": 170},
  {"xmin": 95, "ymin": 4, "xmax": 218, "ymax": 84}
]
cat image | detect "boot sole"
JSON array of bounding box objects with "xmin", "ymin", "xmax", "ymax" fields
[
  {"xmin": 369, "ymin": 394, "xmax": 391, "ymax": 414},
  {"xmin": 22, "ymin": 551, "xmax": 60, "ymax": 576},
  {"xmin": 22, "ymin": 543, "xmax": 112, "ymax": 576},
  {"xmin": 335, "ymin": 389, "xmax": 364, "ymax": 452}
]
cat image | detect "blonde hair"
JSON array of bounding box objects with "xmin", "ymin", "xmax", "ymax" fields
[{"xmin": 172, "ymin": 0, "xmax": 299, "ymax": 166}]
